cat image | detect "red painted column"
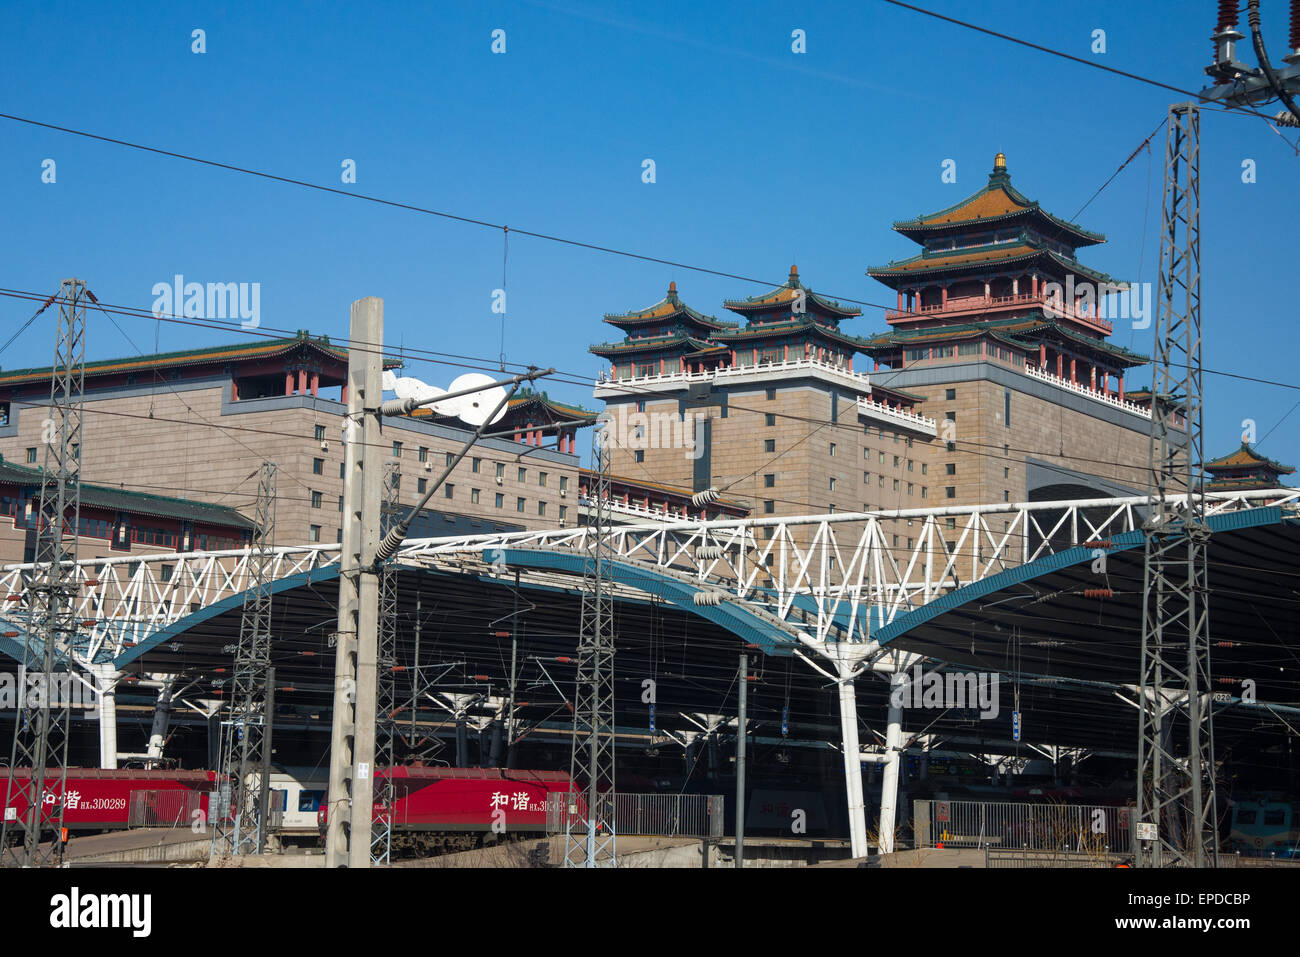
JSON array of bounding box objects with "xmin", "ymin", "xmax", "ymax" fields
[
  {"xmin": 1118, "ymin": 376, "xmax": 1125, "ymax": 402},
  {"xmin": 310, "ymin": 372, "xmax": 319, "ymax": 397},
  {"xmin": 230, "ymin": 379, "xmax": 239, "ymax": 401},
  {"xmin": 940, "ymin": 285, "xmax": 948, "ymax": 307},
  {"xmin": 1056, "ymin": 353, "xmax": 1063, "ymax": 378},
  {"xmin": 897, "ymin": 291, "xmax": 904, "ymax": 310},
  {"xmin": 1031, "ymin": 275, "xmax": 1039, "ymax": 297},
  {"xmin": 298, "ymin": 369, "xmax": 308, "ymax": 394},
  {"xmin": 1090, "ymin": 366, "xmax": 1097, "ymax": 390},
  {"xmin": 285, "ymin": 371, "xmax": 294, "ymax": 395},
  {"xmin": 341, "ymin": 383, "xmax": 348, "ymax": 404},
  {"xmin": 1039, "ymin": 344, "xmax": 1046, "ymax": 367},
  {"xmin": 1069, "ymin": 357, "xmax": 1077, "ymax": 384}
]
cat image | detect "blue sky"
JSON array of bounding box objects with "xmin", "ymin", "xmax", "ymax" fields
[{"xmin": 2, "ymin": 0, "xmax": 1298, "ymax": 470}]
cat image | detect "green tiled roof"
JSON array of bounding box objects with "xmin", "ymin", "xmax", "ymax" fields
[{"xmin": 0, "ymin": 458, "xmax": 254, "ymax": 528}]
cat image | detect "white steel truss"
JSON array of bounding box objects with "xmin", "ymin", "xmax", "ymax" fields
[{"xmin": 0, "ymin": 488, "xmax": 1293, "ymax": 671}]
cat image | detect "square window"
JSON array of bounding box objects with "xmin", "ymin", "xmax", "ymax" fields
[
  {"xmin": 559, "ymin": 505, "xmax": 568, "ymax": 521},
  {"xmin": 313, "ymin": 458, "xmax": 324, "ymax": 475},
  {"xmin": 516, "ymin": 497, "xmax": 525, "ymax": 513},
  {"xmin": 946, "ymin": 463, "xmax": 956, "ymax": 475},
  {"xmin": 311, "ymin": 491, "xmax": 322, "ymax": 508},
  {"xmin": 829, "ymin": 477, "xmax": 836, "ymax": 491},
  {"xmin": 560, "ymin": 475, "xmax": 569, "ymax": 492},
  {"xmin": 496, "ymin": 462, "xmax": 505, "ymax": 480},
  {"xmin": 765, "ymin": 413, "xmax": 775, "ymax": 427},
  {"xmin": 314, "ymin": 424, "xmax": 326, "ymax": 441},
  {"xmin": 946, "ymin": 486, "xmax": 956, "ymax": 499},
  {"xmin": 539, "ymin": 471, "xmax": 548, "ymax": 487},
  {"xmin": 1004, "ymin": 490, "xmax": 1010, "ymax": 502},
  {"xmin": 518, "ymin": 468, "xmax": 527, "ymax": 483},
  {"xmin": 863, "ymin": 471, "xmax": 870, "ymax": 482},
  {"xmin": 764, "ymin": 474, "xmax": 775, "ymax": 488},
  {"xmin": 538, "ymin": 501, "xmax": 547, "ymax": 516},
  {"xmin": 393, "ymin": 441, "xmax": 403, "ymax": 457},
  {"xmin": 25, "ymin": 448, "xmax": 35, "ymax": 463},
  {"xmin": 763, "ymin": 500, "xmax": 775, "ymax": 514},
  {"xmin": 340, "ymin": 462, "xmax": 345, "ymax": 478},
  {"xmin": 764, "ymin": 439, "xmax": 775, "ymax": 453},
  {"xmin": 446, "ymin": 452, "xmax": 455, "ymax": 467},
  {"xmin": 471, "ymin": 488, "xmax": 480, "ymax": 504},
  {"xmin": 495, "ymin": 493, "xmax": 504, "ymax": 508},
  {"xmin": 766, "ymin": 387, "xmax": 775, "ymax": 400},
  {"xmin": 921, "ymin": 487, "xmax": 928, "ymax": 499},
  {"xmin": 472, "ymin": 458, "xmax": 481, "ymax": 473},
  {"xmin": 829, "ymin": 443, "xmax": 837, "ymax": 457},
  {"xmin": 418, "ymin": 478, "xmax": 427, "ymax": 494},
  {"xmin": 945, "ymin": 388, "xmax": 956, "ymax": 400},
  {"xmin": 922, "ymin": 463, "xmax": 928, "ymax": 475},
  {"xmin": 445, "ymin": 484, "xmax": 454, "ymax": 499},
  {"xmin": 338, "ymin": 495, "xmax": 344, "ymax": 512},
  {"xmin": 418, "ymin": 446, "xmax": 429, "ymax": 463},
  {"xmin": 309, "ymin": 524, "xmax": 321, "ymax": 542},
  {"xmin": 634, "ymin": 450, "xmax": 645, "ymax": 463}
]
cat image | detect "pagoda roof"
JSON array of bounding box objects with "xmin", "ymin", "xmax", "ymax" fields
[
  {"xmin": 1205, "ymin": 442, "xmax": 1295, "ymax": 474},
  {"xmin": 861, "ymin": 315, "xmax": 1148, "ymax": 367},
  {"xmin": 866, "ymin": 240, "xmax": 1124, "ymax": 290},
  {"xmin": 710, "ymin": 316, "xmax": 874, "ymax": 352},
  {"xmin": 589, "ymin": 332, "xmax": 719, "ymax": 358},
  {"xmin": 891, "ymin": 154, "xmax": 1105, "ymax": 248},
  {"xmin": 505, "ymin": 389, "xmax": 598, "ymax": 423},
  {"xmin": 723, "ymin": 266, "xmax": 861, "ymax": 320},
  {"xmin": 0, "ymin": 332, "xmax": 400, "ymax": 389},
  {"xmin": 0, "ymin": 457, "xmax": 254, "ymax": 529},
  {"xmin": 603, "ymin": 283, "xmax": 737, "ymax": 331}
]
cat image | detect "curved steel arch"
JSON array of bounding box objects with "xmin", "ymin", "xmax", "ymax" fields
[{"xmin": 872, "ymin": 505, "xmax": 1287, "ymax": 648}]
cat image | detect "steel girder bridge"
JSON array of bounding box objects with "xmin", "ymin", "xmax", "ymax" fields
[{"xmin": 1, "ymin": 486, "xmax": 1297, "ymax": 858}]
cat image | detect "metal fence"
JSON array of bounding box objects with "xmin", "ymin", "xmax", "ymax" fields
[
  {"xmin": 547, "ymin": 793, "xmax": 724, "ymax": 838},
  {"xmin": 915, "ymin": 799, "xmax": 1131, "ymax": 854},
  {"xmin": 128, "ymin": 789, "xmax": 203, "ymax": 828}
]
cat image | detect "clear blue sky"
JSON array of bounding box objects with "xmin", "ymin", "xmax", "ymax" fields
[{"xmin": 2, "ymin": 1, "xmax": 1297, "ymax": 471}]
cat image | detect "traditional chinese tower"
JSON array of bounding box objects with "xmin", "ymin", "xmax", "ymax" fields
[
  {"xmin": 591, "ymin": 273, "xmax": 934, "ymax": 532},
  {"xmin": 862, "ymin": 153, "xmax": 1161, "ymax": 507},
  {"xmin": 1205, "ymin": 443, "xmax": 1295, "ymax": 491},
  {"xmin": 589, "ymin": 282, "xmax": 737, "ymax": 380},
  {"xmin": 865, "ymin": 152, "xmax": 1147, "ymax": 399}
]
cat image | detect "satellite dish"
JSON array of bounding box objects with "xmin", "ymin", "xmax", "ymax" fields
[{"xmin": 449, "ymin": 372, "xmax": 508, "ymax": 426}]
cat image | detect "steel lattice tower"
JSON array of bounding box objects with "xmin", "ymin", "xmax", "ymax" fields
[
  {"xmin": 212, "ymin": 461, "xmax": 277, "ymax": 857},
  {"xmin": 565, "ymin": 438, "xmax": 617, "ymax": 867},
  {"xmin": 1136, "ymin": 103, "xmax": 1217, "ymax": 868},
  {"xmin": 1, "ymin": 279, "xmax": 86, "ymax": 868},
  {"xmin": 371, "ymin": 461, "xmax": 400, "ymax": 865}
]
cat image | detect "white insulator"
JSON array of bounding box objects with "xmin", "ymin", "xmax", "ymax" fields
[
  {"xmin": 695, "ymin": 545, "xmax": 725, "ymax": 560},
  {"xmin": 692, "ymin": 590, "xmax": 723, "ymax": 606},
  {"xmin": 691, "ymin": 487, "xmax": 720, "ymax": 507}
]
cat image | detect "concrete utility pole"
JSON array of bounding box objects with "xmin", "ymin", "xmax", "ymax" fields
[
  {"xmin": 324, "ymin": 297, "xmax": 551, "ymax": 869},
  {"xmin": 325, "ymin": 297, "xmax": 385, "ymax": 869}
]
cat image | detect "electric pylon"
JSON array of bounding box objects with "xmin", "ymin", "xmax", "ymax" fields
[
  {"xmin": 371, "ymin": 461, "xmax": 400, "ymax": 865},
  {"xmin": 565, "ymin": 436, "xmax": 617, "ymax": 867},
  {"xmin": 1, "ymin": 279, "xmax": 86, "ymax": 868},
  {"xmin": 212, "ymin": 461, "xmax": 278, "ymax": 856},
  {"xmin": 1136, "ymin": 103, "xmax": 1217, "ymax": 868}
]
